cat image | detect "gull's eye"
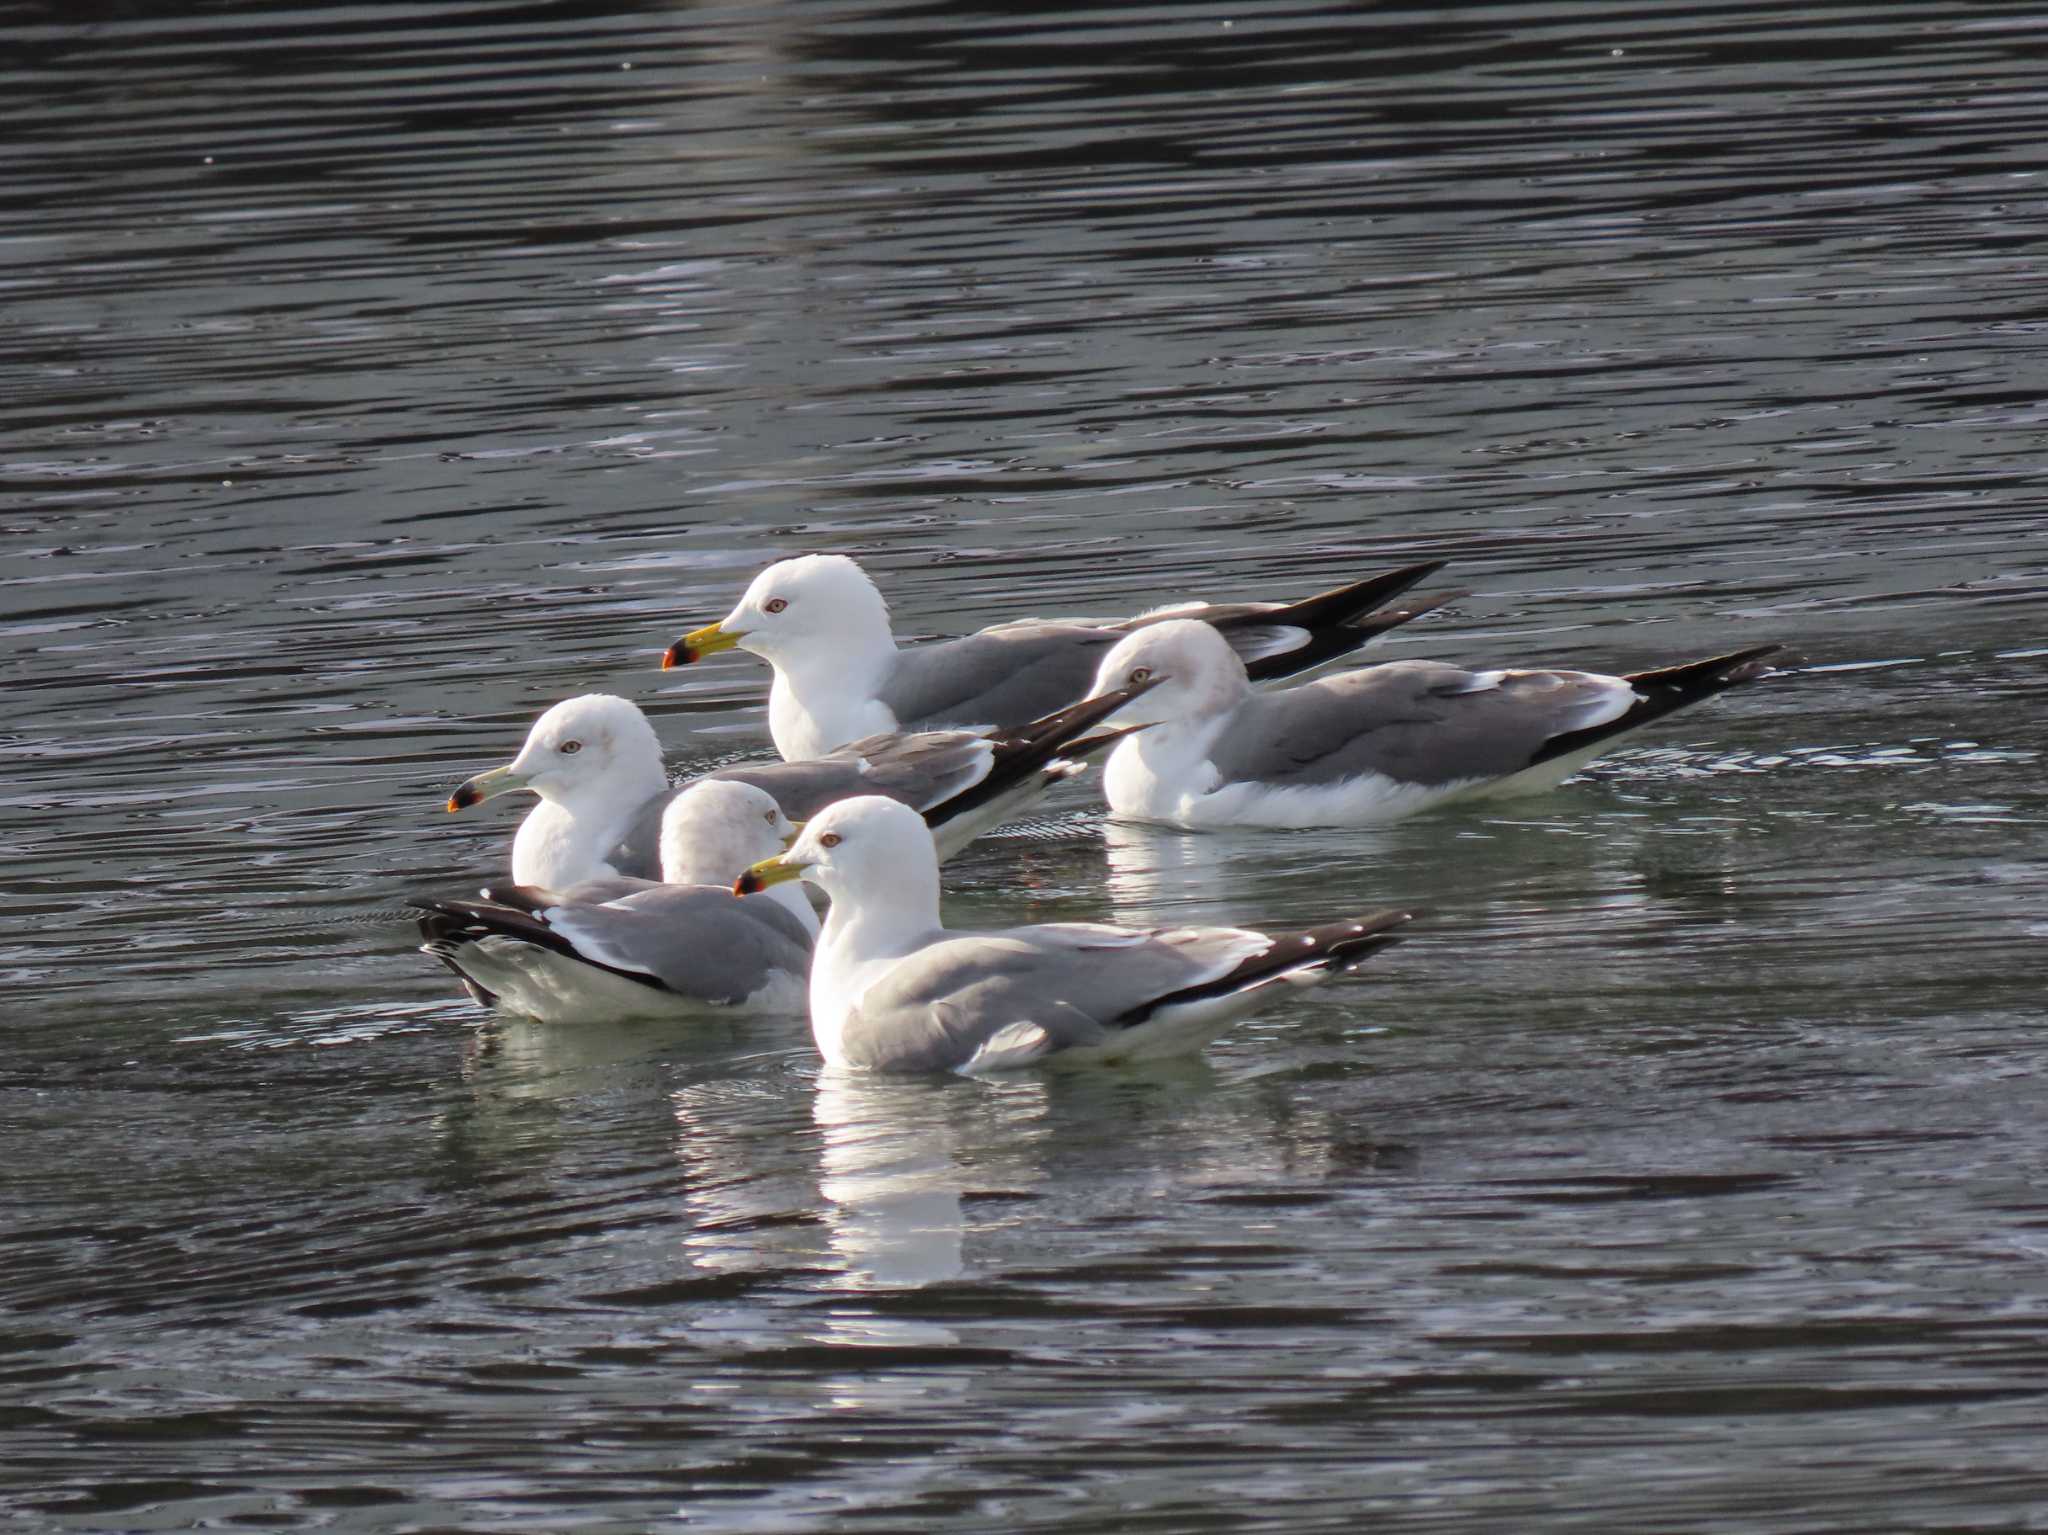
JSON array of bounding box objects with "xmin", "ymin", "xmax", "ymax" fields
[
  {"xmin": 763, "ymin": 809, "xmax": 778, "ymax": 824},
  {"xmin": 764, "ymin": 597, "xmax": 789, "ymax": 614},
  {"xmin": 1127, "ymin": 666, "xmax": 1152, "ymax": 684},
  {"xmin": 559, "ymin": 739, "xmax": 583, "ymax": 755},
  {"xmin": 819, "ymin": 831, "xmax": 842, "ymax": 848}
]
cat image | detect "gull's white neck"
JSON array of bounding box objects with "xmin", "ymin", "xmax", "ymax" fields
[
  {"xmin": 763, "ymin": 636, "xmax": 899, "ymax": 760},
  {"xmin": 1103, "ymin": 713, "xmax": 1232, "ymax": 823},
  {"xmin": 809, "ymin": 860, "xmax": 942, "ymax": 1067},
  {"xmin": 511, "ymin": 768, "xmax": 666, "ymax": 888}
]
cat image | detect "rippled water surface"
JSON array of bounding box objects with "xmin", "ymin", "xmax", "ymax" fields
[{"xmin": 5, "ymin": 1, "xmax": 2047, "ymax": 1529}]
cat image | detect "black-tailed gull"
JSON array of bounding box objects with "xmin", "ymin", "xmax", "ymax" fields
[
  {"xmin": 413, "ymin": 780, "xmax": 815, "ymax": 1020},
  {"xmin": 734, "ymin": 796, "xmax": 1413, "ymax": 1074},
  {"xmin": 444, "ymin": 686, "xmax": 1149, "ymax": 887},
  {"xmin": 1083, "ymin": 618, "xmax": 1781, "ymax": 828},
  {"xmin": 662, "ymin": 552, "xmax": 1454, "ymax": 759}
]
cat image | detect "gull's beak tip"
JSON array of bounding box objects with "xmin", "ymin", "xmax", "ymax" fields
[
  {"xmin": 736, "ymin": 853, "xmax": 802, "ymax": 893},
  {"xmin": 445, "ymin": 766, "xmax": 522, "ymax": 812},
  {"xmin": 673, "ymin": 621, "xmax": 741, "ymax": 664}
]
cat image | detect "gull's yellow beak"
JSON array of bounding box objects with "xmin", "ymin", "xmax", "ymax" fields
[
  {"xmin": 734, "ymin": 853, "xmax": 806, "ymax": 896},
  {"xmin": 446, "ymin": 764, "xmax": 529, "ymax": 813},
  {"xmin": 662, "ymin": 620, "xmax": 743, "ymax": 670},
  {"xmin": 780, "ymin": 820, "xmax": 804, "ymax": 850}
]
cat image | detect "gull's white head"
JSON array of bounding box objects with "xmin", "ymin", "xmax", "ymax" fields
[
  {"xmin": 736, "ymin": 794, "xmax": 931, "ymax": 904},
  {"xmin": 659, "ymin": 779, "xmax": 799, "ymax": 886},
  {"xmin": 669, "ymin": 554, "xmax": 892, "ymax": 669},
  {"xmin": 447, "ymin": 693, "xmax": 667, "ymax": 813},
  {"xmin": 1088, "ymin": 619, "xmax": 1250, "ymax": 726}
]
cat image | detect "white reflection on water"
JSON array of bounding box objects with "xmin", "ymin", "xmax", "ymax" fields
[{"xmin": 811, "ymin": 1070, "xmax": 974, "ymax": 1290}]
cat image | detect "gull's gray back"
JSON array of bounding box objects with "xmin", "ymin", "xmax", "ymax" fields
[
  {"xmin": 603, "ymin": 731, "xmax": 1008, "ymax": 878},
  {"xmin": 837, "ymin": 923, "xmax": 1259, "ymax": 1072},
  {"xmin": 708, "ymin": 729, "xmax": 995, "ymax": 817},
  {"xmin": 877, "ymin": 624, "xmax": 1117, "ymax": 730},
  {"xmin": 1207, "ymin": 661, "xmax": 1629, "ymax": 789},
  {"xmin": 545, "ymin": 883, "xmax": 814, "ymax": 1004}
]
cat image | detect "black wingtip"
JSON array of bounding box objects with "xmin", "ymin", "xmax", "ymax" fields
[
  {"xmin": 1530, "ymin": 643, "xmax": 1784, "ymax": 768},
  {"xmin": 1114, "ymin": 908, "xmax": 1415, "ymax": 1028},
  {"xmin": 405, "ymin": 892, "xmax": 673, "ymax": 994},
  {"xmin": 1624, "ymin": 643, "xmax": 1785, "ymax": 695},
  {"xmin": 1343, "ymin": 587, "xmax": 1469, "ymax": 641},
  {"xmin": 1261, "ymin": 559, "xmax": 1450, "ymax": 634},
  {"xmin": 920, "ymin": 678, "xmax": 1163, "ymax": 830},
  {"xmin": 1318, "ymin": 909, "xmax": 1417, "ymax": 968},
  {"xmin": 1235, "ymin": 561, "xmax": 1456, "ymax": 682},
  {"xmin": 1012, "ymin": 675, "xmax": 1163, "ymax": 745}
]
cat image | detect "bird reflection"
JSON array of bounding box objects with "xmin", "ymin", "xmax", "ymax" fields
[
  {"xmin": 1099, "ymin": 816, "xmax": 1235, "ymax": 915},
  {"xmin": 670, "ymin": 1071, "xmax": 830, "ymax": 1276},
  {"xmin": 810, "ymin": 1070, "xmax": 1051, "ymax": 1291},
  {"xmin": 462, "ymin": 1012, "xmax": 757, "ymax": 1097}
]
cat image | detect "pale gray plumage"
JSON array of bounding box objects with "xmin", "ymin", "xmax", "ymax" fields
[
  {"xmin": 666, "ymin": 552, "xmax": 1451, "ymax": 758},
  {"xmin": 1089, "ymin": 619, "xmax": 1781, "ymax": 828},
  {"xmin": 608, "ymin": 681, "xmax": 1150, "ymax": 872},
  {"xmin": 874, "ymin": 624, "xmax": 1125, "ymax": 733},
  {"xmin": 743, "ymin": 796, "xmax": 1411, "ymax": 1074},
  {"xmin": 828, "ymin": 923, "xmax": 1291, "ymax": 1074},
  {"xmin": 414, "ymin": 881, "xmax": 814, "ymax": 1018},
  {"xmin": 607, "ymin": 728, "xmax": 1009, "ymax": 875},
  {"xmin": 415, "ymin": 778, "xmax": 814, "ymax": 1020},
  {"xmin": 1203, "ymin": 661, "xmax": 1634, "ymax": 788},
  {"xmin": 523, "ymin": 881, "xmax": 812, "ymax": 993}
]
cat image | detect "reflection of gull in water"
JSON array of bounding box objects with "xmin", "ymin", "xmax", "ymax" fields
[
  {"xmin": 669, "ymin": 1072, "xmax": 830, "ymax": 1277},
  {"xmin": 802, "ymin": 1073, "xmax": 1052, "ymax": 1415},
  {"xmin": 1100, "ymin": 815, "xmax": 1242, "ymax": 914},
  {"xmin": 663, "ymin": 1069, "xmax": 1055, "ymax": 1294},
  {"xmin": 813, "ymin": 1074, "xmax": 976, "ymax": 1290},
  {"xmin": 817, "ymin": 1072, "xmax": 1061, "ymax": 1290},
  {"xmin": 437, "ymin": 1018, "xmax": 804, "ymax": 1188},
  {"xmin": 1099, "ymin": 816, "xmax": 1409, "ymax": 921}
]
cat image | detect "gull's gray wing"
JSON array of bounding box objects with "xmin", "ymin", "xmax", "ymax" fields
[
  {"xmin": 482, "ymin": 876, "xmax": 659, "ymax": 908},
  {"xmin": 835, "ymin": 923, "xmax": 1273, "ymax": 1073},
  {"xmin": 605, "ymin": 744, "xmax": 1006, "ymax": 876},
  {"xmin": 542, "ymin": 885, "xmax": 813, "ymax": 1001},
  {"xmin": 877, "ymin": 624, "xmax": 1119, "ymax": 731},
  {"xmin": 876, "ymin": 562, "xmax": 1457, "ymax": 731},
  {"xmin": 414, "ymin": 883, "xmax": 812, "ymax": 1006},
  {"xmin": 1206, "ymin": 661, "xmax": 1639, "ymax": 789},
  {"xmin": 705, "ymin": 731, "xmax": 998, "ymax": 820}
]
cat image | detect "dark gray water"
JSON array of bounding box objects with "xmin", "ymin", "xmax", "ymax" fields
[{"xmin": 5, "ymin": 1, "xmax": 2047, "ymax": 1529}]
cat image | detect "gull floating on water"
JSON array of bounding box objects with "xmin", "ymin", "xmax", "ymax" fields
[
  {"xmin": 412, "ymin": 780, "xmax": 815, "ymax": 1020},
  {"xmin": 735, "ymin": 796, "xmax": 1413, "ymax": 1074},
  {"xmin": 1083, "ymin": 618, "xmax": 1782, "ymax": 829},
  {"xmin": 663, "ymin": 552, "xmax": 1456, "ymax": 759},
  {"xmin": 444, "ymin": 687, "xmax": 1148, "ymax": 888}
]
